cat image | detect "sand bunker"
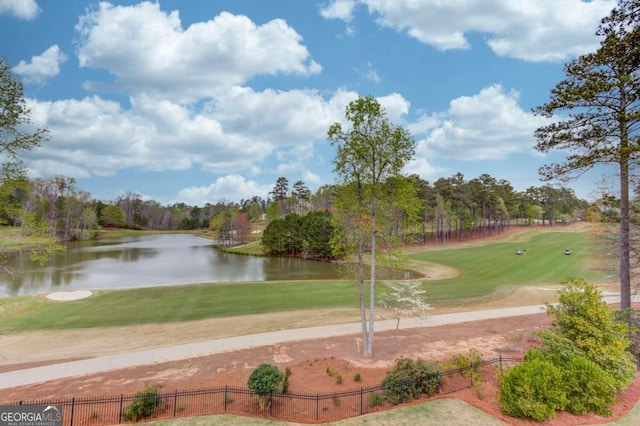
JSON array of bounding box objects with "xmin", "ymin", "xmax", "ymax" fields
[{"xmin": 46, "ymin": 290, "xmax": 93, "ymax": 301}]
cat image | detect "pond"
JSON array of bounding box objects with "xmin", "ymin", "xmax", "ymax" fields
[{"xmin": 0, "ymin": 234, "xmax": 419, "ymax": 297}]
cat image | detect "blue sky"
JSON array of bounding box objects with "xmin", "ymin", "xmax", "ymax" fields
[{"xmin": 0, "ymin": 0, "xmax": 619, "ymax": 205}]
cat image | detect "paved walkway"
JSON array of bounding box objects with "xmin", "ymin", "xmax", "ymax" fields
[
  {"xmin": 0, "ymin": 304, "xmax": 548, "ymax": 390},
  {"xmin": 0, "ymin": 295, "xmax": 631, "ymax": 390}
]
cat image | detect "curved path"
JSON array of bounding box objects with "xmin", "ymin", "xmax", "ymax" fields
[{"xmin": 0, "ymin": 295, "xmax": 632, "ymax": 390}]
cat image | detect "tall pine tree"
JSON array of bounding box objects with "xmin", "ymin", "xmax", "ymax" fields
[{"xmin": 533, "ymin": 1, "xmax": 640, "ymax": 309}]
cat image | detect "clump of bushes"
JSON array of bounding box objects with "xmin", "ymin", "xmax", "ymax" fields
[
  {"xmin": 124, "ymin": 384, "xmax": 162, "ymax": 421},
  {"xmin": 381, "ymin": 358, "xmax": 439, "ymax": 405},
  {"xmin": 497, "ymin": 278, "xmax": 636, "ymax": 421}
]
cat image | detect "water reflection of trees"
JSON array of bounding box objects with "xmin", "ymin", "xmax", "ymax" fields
[{"xmin": 0, "ymin": 235, "xmax": 417, "ymax": 297}]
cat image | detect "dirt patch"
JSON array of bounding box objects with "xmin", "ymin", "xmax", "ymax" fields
[{"xmin": 2, "ymin": 307, "xmax": 640, "ymax": 425}]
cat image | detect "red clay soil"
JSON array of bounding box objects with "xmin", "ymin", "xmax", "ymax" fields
[{"xmin": 2, "ymin": 309, "xmax": 640, "ymax": 425}]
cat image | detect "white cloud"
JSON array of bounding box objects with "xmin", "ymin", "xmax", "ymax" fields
[
  {"xmin": 322, "ymin": 0, "xmax": 615, "ymax": 61},
  {"xmin": 404, "ymin": 157, "xmax": 447, "ymax": 180},
  {"xmin": 27, "ymin": 159, "xmax": 92, "ymax": 179},
  {"xmin": 75, "ymin": 2, "xmax": 321, "ymax": 103},
  {"xmin": 360, "ymin": 62, "xmax": 381, "ymax": 84},
  {"xmin": 176, "ymin": 175, "xmax": 273, "ymax": 205},
  {"xmin": 12, "ymin": 45, "xmax": 67, "ymax": 84},
  {"xmin": 413, "ymin": 84, "xmax": 548, "ymax": 161},
  {"xmin": 0, "ymin": 0, "xmax": 39, "ymax": 20},
  {"xmin": 23, "ymin": 87, "xmax": 362, "ymax": 183},
  {"xmin": 377, "ymin": 92, "xmax": 410, "ymax": 123},
  {"xmin": 303, "ymin": 170, "xmax": 321, "ymax": 185},
  {"xmin": 320, "ymin": 0, "xmax": 357, "ymax": 21}
]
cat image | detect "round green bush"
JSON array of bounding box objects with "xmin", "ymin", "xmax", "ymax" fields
[
  {"xmin": 247, "ymin": 363, "xmax": 284, "ymax": 409},
  {"xmin": 125, "ymin": 385, "xmax": 161, "ymax": 421},
  {"xmin": 498, "ymin": 358, "xmax": 567, "ymax": 421}
]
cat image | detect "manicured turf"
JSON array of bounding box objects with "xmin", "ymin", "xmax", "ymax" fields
[
  {"xmin": 0, "ymin": 280, "xmax": 360, "ymax": 330},
  {"xmin": 409, "ymin": 228, "xmax": 609, "ymax": 304},
  {"xmin": 0, "ymin": 227, "xmax": 610, "ymax": 331}
]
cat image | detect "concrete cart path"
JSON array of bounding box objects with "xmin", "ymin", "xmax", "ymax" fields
[{"xmin": 0, "ymin": 295, "xmax": 630, "ymax": 391}]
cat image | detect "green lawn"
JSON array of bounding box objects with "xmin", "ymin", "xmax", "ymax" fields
[
  {"xmin": 134, "ymin": 396, "xmax": 640, "ymax": 426},
  {"xmin": 0, "ymin": 280, "xmax": 359, "ymax": 331},
  {"xmin": 0, "ymin": 227, "xmax": 610, "ymax": 331},
  {"xmin": 409, "ymin": 229, "xmax": 609, "ymax": 304},
  {"xmin": 131, "ymin": 399, "xmax": 510, "ymax": 425}
]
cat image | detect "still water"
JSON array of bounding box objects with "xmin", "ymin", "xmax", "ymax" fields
[{"xmin": 0, "ymin": 234, "xmax": 418, "ymax": 297}]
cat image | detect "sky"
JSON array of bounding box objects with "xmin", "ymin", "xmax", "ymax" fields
[{"xmin": 0, "ymin": 0, "xmax": 620, "ymax": 205}]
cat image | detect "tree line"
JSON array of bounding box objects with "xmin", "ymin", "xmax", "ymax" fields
[{"xmin": 0, "ymin": 168, "xmax": 592, "ymax": 243}]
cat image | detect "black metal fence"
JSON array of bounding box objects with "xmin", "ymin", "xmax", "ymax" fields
[{"xmin": 8, "ymin": 356, "xmax": 518, "ymax": 425}]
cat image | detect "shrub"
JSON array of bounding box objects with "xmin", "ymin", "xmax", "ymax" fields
[
  {"xmin": 545, "ymin": 278, "xmax": 636, "ymax": 390},
  {"xmin": 282, "ymin": 367, "xmax": 292, "ymax": 394},
  {"xmin": 381, "ymin": 358, "xmax": 439, "ymax": 405},
  {"xmin": 368, "ymin": 392, "xmax": 384, "ymax": 408},
  {"xmin": 498, "ymin": 358, "xmax": 567, "ymax": 421},
  {"xmin": 124, "ymin": 384, "xmax": 161, "ymax": 421},
  {"xmin": 354, "ymin": 372, "xmax": 361, "ymax": 382},
  {"xmin": 560, "ymin": 354, "xmax": 616, "ymax": 416},
  {"xmin": 443, "ymin": 349, "xmax": 485, "ymax": 386},
  {"xmin": 247, "ymin": 363, "xmax": 284, "ymax": 409}
]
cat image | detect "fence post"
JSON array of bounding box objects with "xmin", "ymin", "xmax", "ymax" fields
[
  {"xmin": 360, "ymin": 387, "xmax": 363, "ymax": 415},
  {"xmin": 224, "ymin": 385, "xmax": 227, "ymax": 411},
  {"xmin": 316, "ymin": 393, "xmax": 319, "ymax": 421},
  {"xmin": 118, "ymin": 394, "xmax": 124, "ymax": 424},
  {"xmin": 69, "ymin": 397, "xmax": 75, "ymax": 426},
  {"xmin": 499, "ymin": 355, "xmax": 502, "ymax": 369},
  {"xmin": 173, "ymin": 389, "xmax": 178, "ymax": 417}
]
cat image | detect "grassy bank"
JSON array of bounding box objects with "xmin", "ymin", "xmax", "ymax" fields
[
  {"xmin": 0, "ymin": 227, "xmax": 56, "ymax": 250},
  {"xmin": 0, "ymin": 227, "xmax": 610, "ymax": 331},
  {"xmin": 221, "ymin": 240, "xmax": 264, "ymax": 256}
]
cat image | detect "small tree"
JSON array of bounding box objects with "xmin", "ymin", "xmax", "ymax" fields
[
  {"xmin": 247, "ymin": 363, "xmax": 284, "ymax": 409},
  {"xmin": 327, "ymin": 95, "xmax": 416, "ymax": 358},
  {"xmin": 379, "ymin": 279, "xmax": 431, "ymax": 348},
  {"xmin": 270, "ymin": 176, "xmax": 289, "ymax": 219}
]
